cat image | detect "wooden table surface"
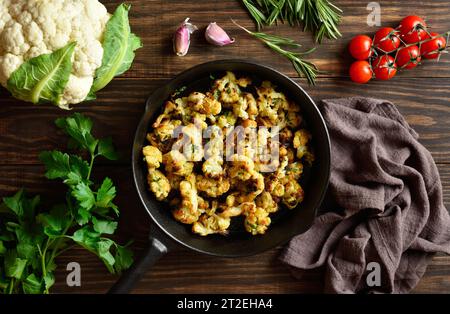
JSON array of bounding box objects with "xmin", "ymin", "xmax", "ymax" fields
[{"xmin": 1, "ymin": 0, "xmax": 449, "ymax": 294}]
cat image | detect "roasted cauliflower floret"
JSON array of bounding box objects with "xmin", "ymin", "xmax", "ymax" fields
[
  {"xmin": 166, "ymin": 172, "xmax": 184, "ymax": 190},
  {"xmin": 153, "ymin": 118, "xmax": 182, "ymax": 142},
  {"xmin": 202, "ymin": 156, "xmax": 224, "ymax": 178},
  {"xmin": 197, "ymin": 196, "xmax": 210, "ymax": 213},
  {"xmin": 213, "ymin": 71, "xmax": 243, "ymax": 104},
  {"xmin": 204, "ymin": 126, "xmax": 223, "ymax": 159},
  {"xmin": 147, "ymin": 170, "xmax": 170, "ymax": 201},
  {"xmin": 142, "ymin": 145, "xmax": 162, "ymax": 169},
  {"xmin": 217, "ymin": 111, "xmax": 237, "ymax": 129},
  {"xmin": 196, "ymin": 175, "xmax": 231, "ymax": 197},
  {"xmin": 279, "ymin": 146, "xmax": 295, "ymax": 163},
  {"xmin": 286, "ymin": 162, "xmax": 303, "ymax": 180},
  {"xmin": 146, "ymin": 133, "xmax": 175, "ymax": 155},
  {"xmin": 175, "ymin": 123, "xmax": 204, "ymax": 161},
  {"xmin": 220, "ymin": 205, "xmax": 244, "ymax": 218},
  {"xmin": 225, "ymin": 192, "xmax": 257, "ymax": 206},
  {"xmin": 153, "ymin": 100, "xmax": 186, "ymax": 126},
  {"xmin": 243, "ymin": 172, "xmax": 265, "ymax": 198},
  {"xmin": 241, "ymin": 119, "xmax": 258, "ymax": 129},
  {"xmin": 279, "ymin": 128, "xmax": 293, "ymax": 145},
  {"xmin": 256, "ymin": 191, "xmax": 278, "ymax": 213},
  {"xmin": 286, "ymin": 111, "xmax": 302, "ymax": 128},
  {"xmin": 228, "ymin": 154, "xmax": 255, "ymax": 181},
  {"xmin": 172, "ymin": 175, "xmax": 200, "ymax": 224},
  {"xmin": 232, "ymin": 93, "xmax": 258, "ymax": 120},
  {"xmin": 293, "ymin": 129, "xmax": 312, "ymax": 159},
  {"xmin": 264, "ymin": 156, "xmax": 288, "ymax": 198},
  {"xmin": 188, "ymin": 91, "xmax": 222, "ymax": 115},
  {"xmin": 282, "ymin": 180, "xmax": 304, "ymax": 209},
  {"xmin": 163, "ymin": 150, "xmax": 194, "ymax": 176},
  {"xmin": 256, "ymin": 81, "xmax": 288, "ymax": 125},
  {"xmin": 192, "ymin": 213, "xmax": 231, "ymax": 236},
  {"xmin": 244, "ymin": 205, "xmax": 271, "ymax": 235},
  {"xmin": 265, "ymin": 175, "xmax": 285, "ymax": 198}
]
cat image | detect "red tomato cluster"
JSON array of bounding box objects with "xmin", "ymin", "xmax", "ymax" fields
[{"xmin": 348, "ymin": 16, "xmax": 448, "ymax": 84}]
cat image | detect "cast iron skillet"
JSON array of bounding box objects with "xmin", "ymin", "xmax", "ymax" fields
[{"xmin": 109, "ymin": 60, "xmax": 330, "ymax": 293}]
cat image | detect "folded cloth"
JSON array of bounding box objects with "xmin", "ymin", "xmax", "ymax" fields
[{"xmin": 280, "ymin": 97, "xmax": 450, "ymax": 293}]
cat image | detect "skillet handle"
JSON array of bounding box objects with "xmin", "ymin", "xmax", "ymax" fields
[{"xmin": 108, "ymin": 236, "xmax": 168, "ymax": 294}]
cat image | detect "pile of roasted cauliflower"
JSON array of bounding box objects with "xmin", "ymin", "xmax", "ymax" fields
[{"xmin": 142, "ymin": 72, "xmax": 314, "ymax": 236}]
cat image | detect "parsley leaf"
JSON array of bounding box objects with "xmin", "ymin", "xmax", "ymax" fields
[
  {"xmin": 3, "ymin": 189, "xmax": 40, "ymax": 219},
  {"xmin": 72, "ymin": 182, "xmax": 96, "ymax": 210},
  {"xmin": 98, "ymin": 138, "xmax": 119, "ymax": 161},
  {"xmin": 92, "ymin": 217, "xmax": 117, "ymax": 235},
  {"xmin": 39, "ymin": 151, "xmax": 89, "ymax": 185},
  {"xmin": 55, "ymin": 113, "xmax": 98, "ymax": 154},
  {"xmin": 22, "ymin": 274, "xmax": 42, "ymax": 294},
  {"xmin": 113, "ymin": 244, "xmax": 134, "ymax": 273},
  {"xmin": 96, "ymin": 177, "xmax": 117, "ymax": 209},
  {"xmin": 4, "ymin": 251, "xmax": 27, "ymax": 279},
  {"xmin": 37, "ymin": 204, "xmax": 71, "ymax": 237}
]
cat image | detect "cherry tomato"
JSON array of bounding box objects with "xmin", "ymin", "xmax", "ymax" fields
[
  {"xmin": 372, "ymin": 55, "xmax": 397, "ymax": 80},
  {"xmin": 396, "ymin": 45, "xmax": 421, "ymax": 69},
  {"xmin": 349, "ymin": 60, "xmax": 372, "ymax": 84},
  {"xmin": 420, "ymin": 32, "xmax": 447, "ymax": 59},
  {"xmin": 373, "ymin": 27, "xmax": 401, "ymax": 52},
  {"xmin": 398, "ymin": 15, "xmax": 428, "ymax": 44},
  {"xmin": 348, "ymin": 35, "xmax": 373, "ymax": 60}
]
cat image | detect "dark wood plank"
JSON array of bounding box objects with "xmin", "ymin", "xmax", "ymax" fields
[
  {"xmin": 49, "ymin": 247, "xmax": 450, "ymax": 294},
  {"xmin": 51, "ymin": 246, "xmax": 325, "ymax": 294},
  {"xmin": 0, "ymin": 163, "xmax": 448, "ymax": 293},
  {"xmin": 0, "ymin": 0, "xmax": 449, "ymax": 295},
  {"xmin": 1, "ymin": 77, "xmax": 449, "ymax": 164},
  {"xmin": 98, "ymin": 0, "xmax": 450, "ymax": 79},
  {"xmin": 415, "ymin": 255, "xmax": 450, "ymax": 293}
]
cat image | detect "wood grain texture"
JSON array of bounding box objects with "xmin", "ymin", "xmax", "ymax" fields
[
  {"xmin": 0, "ymin": 0, "xmax": 449, "ymax": 294},
  {"xmin": 49, "ymin": 247, "xmax": 450, "ymax": 294}
]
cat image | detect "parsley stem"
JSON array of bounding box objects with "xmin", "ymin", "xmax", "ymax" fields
[
  {"xmin": 48, "ymin": 217, "xmax": 75, "ymax": 264},
  {"xmin": 53, "ymin": 244, "xmax": 76, "ymax": 258},
  {"xmin": 40, "ymin": 217, "xmax": 74, "ymax": 294},
  {"xmin": 8, "ymin": 278, "xmax": 15, "ymax": 294},
  {"xmin": 41, "ymin": 240, "xmax": 49, "ymax": 290},
  {"xmin": 86, "ymin": 154, "xmax": 96, "ymax": 181}
]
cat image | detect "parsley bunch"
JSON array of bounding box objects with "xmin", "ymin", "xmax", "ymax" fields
[{"xmin": 0, "ymin": 113, "xmax": 133, "ymax": 294}]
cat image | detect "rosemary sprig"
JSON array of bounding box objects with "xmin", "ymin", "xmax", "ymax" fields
[
  {"xmin": 242, "ymin": 0, "xmax": 267, "ymax": 30},
  {"xmin": 233, "ymin": 20, "xmax": 318, "ymax": 85},
  {"xmin": 241, "ymin": 0, "xmax": 342, "ymax": 43}
]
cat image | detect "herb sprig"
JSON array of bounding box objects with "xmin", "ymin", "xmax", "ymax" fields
[
  {"xmin": 233, "ymin": 21, "xmax": 318, "ymax": 85},
  {"xmin": 242, "ymin": 0, "xmax": 342, "ymax": 43},
  {"xmin": 0, "ymin": 113, "xmax": 133, "ymax": 294}
]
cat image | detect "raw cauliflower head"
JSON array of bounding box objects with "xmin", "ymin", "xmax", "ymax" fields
[{"xmin": 0, "ymin": 0, "xmax": 110, "ymax": 106}]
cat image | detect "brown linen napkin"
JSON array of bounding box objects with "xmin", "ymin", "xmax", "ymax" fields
[{"xmin": 280, "ymin": 97, "xmax": 450, "ymax": 293}]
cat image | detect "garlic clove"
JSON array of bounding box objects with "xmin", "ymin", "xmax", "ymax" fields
[
  {"xmin": 205, "ymin": 22, "xmax": 235, "ymax": 46},
  {"xmin": 173, "ymin": 18, "xmax": 198, "ymax": 56}
]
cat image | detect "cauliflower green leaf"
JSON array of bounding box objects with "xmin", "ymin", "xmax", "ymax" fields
[
  {"xmin": 6, "ymin": 42, "xmax": 76, "ymax": 107},
  {"xmin": 89, "ymin": 4, "xmax": 142, "ymax": 97}
]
